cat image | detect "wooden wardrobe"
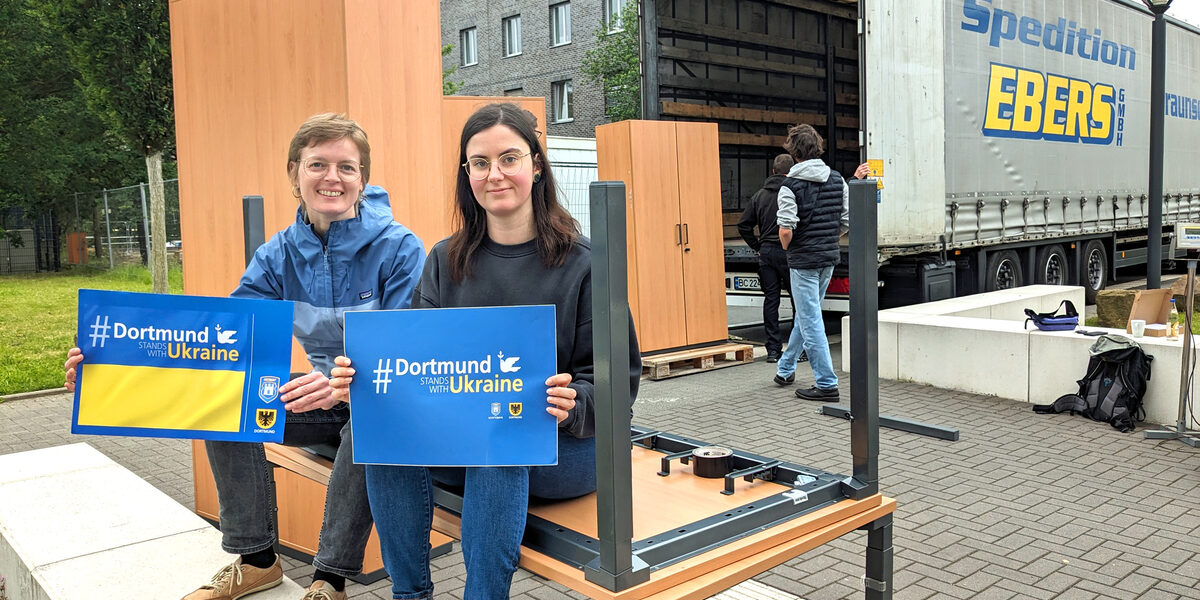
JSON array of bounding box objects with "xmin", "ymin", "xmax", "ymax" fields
[{"xmin": 596, "ymin": 120, "xmax": 728, "ymax": 353}]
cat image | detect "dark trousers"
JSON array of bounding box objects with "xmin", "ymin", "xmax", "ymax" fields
[{"xmin": 758, "ymin": 244, "xmax": 793, "ymax": 354}]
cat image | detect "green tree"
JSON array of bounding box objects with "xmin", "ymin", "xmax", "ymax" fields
[
  {"xmin": 442, "ymin": 44, "xmax": 462, "ymax": 95},
  {"xmin": 0, "ymin": 0, "xmax": 143, "ymax": 252},
  {"xmin": 40, "ymin": 0, "xmax": 175, "ymax": 291},
  {"xmin": 581, "ymin": 0, "xmax": 641, "ymax": 122}
]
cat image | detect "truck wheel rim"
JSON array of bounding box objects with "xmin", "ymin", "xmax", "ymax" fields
[
  {"xmin": 996, "ymin": 259, "xmax": 1017, "ymax": 289},
  {"xmin": 1044, "ymin": 254, "xmax": 1065, "ymax": 284},
  {"xmin": 1088, "ymin": 249, "xmax": 1104, "ymax": 290}
]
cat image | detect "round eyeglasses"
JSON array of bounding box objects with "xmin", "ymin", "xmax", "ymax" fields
[
  {"xmin": 462, "ymin": 152, "xmax": 531, "ymax": 180},
  {"xmin": 301, "ymin": 159, "xmax": 363, "ymax": 182}
]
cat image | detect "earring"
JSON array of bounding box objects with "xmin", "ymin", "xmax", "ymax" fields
[
  {"xmin": 533, "ymin": 173, "xmax": 542, "ymax": 183},
  {"xmin": 292, "ymin": 186, "xmax": 302, "ymax": 198}
]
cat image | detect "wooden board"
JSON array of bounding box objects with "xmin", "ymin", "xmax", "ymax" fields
[
  {"xmin": 674, "ymin": 122, "xmax": 728, "ymax": 345},
  {"xmin": 169, "ymin": 0, "xmax": 442, "ymax": 373},
  {"xmin": 430, "ymin": 447, "xmax": 896, "ymax": 600},
  {"xmin": 641, "ymin": 344, "xmax": 754, "ymax": 381},
  {"xmin": 191, "ymin": 441, "xmax": 451, "ymax": 578}
]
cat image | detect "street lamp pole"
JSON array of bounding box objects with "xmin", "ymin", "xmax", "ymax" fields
[{"xmin": 1145, "ymin": 0, "xmax": 1171, "ymax": 289}]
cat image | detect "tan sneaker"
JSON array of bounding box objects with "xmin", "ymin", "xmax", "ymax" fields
[
  {"xmin": 301, "ymin": 581, "xmax": 347, "ymax": 600},
  {"xmin": 181, "ymin": 557, "xmax": 283, "ymax": 600}
]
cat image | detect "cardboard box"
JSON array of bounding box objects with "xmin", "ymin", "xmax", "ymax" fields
[{"xmin": 1126, "ymin": 288, "xmax": 1174, "ymax": 337}]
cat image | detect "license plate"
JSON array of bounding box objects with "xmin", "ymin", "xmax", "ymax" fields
[{"xmin": 733, "ymin": 276, "xmax": 760, "ymax": 291}]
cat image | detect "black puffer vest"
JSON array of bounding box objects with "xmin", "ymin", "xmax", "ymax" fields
[{"xmin": 782, "ymin": 170, "xmax": 843, "ymax": 269}]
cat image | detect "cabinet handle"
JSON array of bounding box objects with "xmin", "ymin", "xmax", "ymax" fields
[
  {"xmin": 675, "ymin": 224, "xmax": 682, "ymax": 245},
  {"xmin": 683, "ymin": 223, "xmax": 689, "ymax": 245}
]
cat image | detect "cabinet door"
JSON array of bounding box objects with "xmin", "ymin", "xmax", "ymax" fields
[
  {"xmin": 627, "ymin": 121, "xmax": 688, "ymax": 351},
  {"xmin": 674, "ymin": 123, "xmax": 728, "ymax": 345}
]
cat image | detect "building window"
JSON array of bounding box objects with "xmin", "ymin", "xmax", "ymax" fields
[
  {"xmin": 604, "ymin": 0, "xmax": 624, "ymax": 33},
  {"xmin": 504, "ymin": 87, "xmax": 524, "ymax": 96},
  {"xmin": 460, "ymin": 28, "xmax": 477, "ymax": 66},
  {"xmin": 550, "ymin": 2, "xmax": 571, "ymax": 47},
  {"xmin": 551, "ymin": 79, "xmax": 573, "ymax": 122},
  {"xmin": 502, "ymin": 15, "xmax": 522, "ymax": 57}
]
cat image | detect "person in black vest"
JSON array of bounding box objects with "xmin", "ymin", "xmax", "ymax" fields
[
  {"xmin": 737, "ymin": 153, "xmax": 797, "ymax": 363},
  {"xmin": 772, "ymin": 124, "xmax": 848, "ymax": 400}
]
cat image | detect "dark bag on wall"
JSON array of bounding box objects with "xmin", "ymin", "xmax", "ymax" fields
[
  {"xmin": 1024, "ymin": 300, "xmax": 1079, "ymax": 331},
  {"xmin": 1032, "ymin": 335, "xmax": 1153, "ymax": 433}
]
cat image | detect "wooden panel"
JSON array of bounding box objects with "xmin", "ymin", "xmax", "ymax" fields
[
  {"xmin": 595, "ymin": 121, "xmax": 644, "ymax": 346},
  {"xmin": 628, "ymin": 121, "xmax": 687, "ymax": 352},
  {"xmin": 658, "ymin": 17, "xmax": 856, "ymax": 60},
  {"xmin": 170, "ymin": 0, "xmax": 349, "ymax": 300},
  {"xmin": 659, "ymin": 101, "xmax": 859, "ymax": 129},
  {"xmin": 528, "ymin": 446, "xmax": 784, "ymax": 539},
  {"xmin": 273, "ymin": 465, "xmax": 386, "ymax": 574},
  {"xmin": 658, "ymin": 45, "xmax": 827, "ymax": 80},
  {"xmin": 434, "ymin": 494, "xmax": 895, "ymax": 600},
  {"xmin": 659, "ymin": 75, "xmax": 857, "ymax": 106},
  {"xmin": 344, "ymin": 0, "xmax": 444, "ymax": 245},
  {"xmin": 439, "ymin": 96, "xmax": 548, "ymax": 246},
  {"xmin": 674, "ymin": 123, "xmax": 728, "ymax": 345},
  {"xmin": 192, "ymin": 440, "xmax": 219, "ymax": 522}
]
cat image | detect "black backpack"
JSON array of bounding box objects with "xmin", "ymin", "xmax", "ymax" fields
[{"xmin": 1032, "ymin": 335, "xmax": 1152, "ymax": 433}]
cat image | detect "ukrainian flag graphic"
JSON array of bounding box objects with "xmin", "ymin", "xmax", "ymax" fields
[{"xmin": 72, "ymin": 290, "xmax": 294, "ymax": 443}]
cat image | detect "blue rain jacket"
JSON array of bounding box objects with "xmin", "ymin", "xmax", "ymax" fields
[{"xmin": 232, "ymin": 185, "xmax": 425, "ymax": 375}]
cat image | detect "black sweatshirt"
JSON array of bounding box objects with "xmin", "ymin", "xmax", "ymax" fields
[{"xmin": 413, "ymin": 236, "xmax": 640, "ymax": 439}]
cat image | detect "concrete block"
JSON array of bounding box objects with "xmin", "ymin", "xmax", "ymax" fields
[
  {"xmin": 0, "ymin": 443, "xmax": 303, "ymax": 600},
  {"xmin": 897, "ymin": 316, "xmax": 1030, "ymax": 401},
  {"xmin": 0, "ymin": 442, "xmax": 114, "ymax": 485},
  {"xmin": 31, "ymin": 529, "xmax": 304, "ymax": 600},
  {"xmin": 0, "ymin": 464, "xmax": 204, "ymax": 568},
  {"xmin": 840, "ymin": 314, "xmax": 899, "ymax": 379},
  {"xmin": 1028, "ymin": 329, "xmax": 1188, "ymax": 427}
]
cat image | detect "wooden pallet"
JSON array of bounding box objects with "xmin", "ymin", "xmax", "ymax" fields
[{"xmin": 642, "ymin": 343, "xmax": 755, "ymax": 380}]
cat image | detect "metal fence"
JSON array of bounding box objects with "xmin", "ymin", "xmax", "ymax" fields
[
  {"xmin": 62, "ymin": 179, "xmax": 182, "ymax": 269},
  {"xmin": 551, "ymin": 161, "xmax": 598, "ymax": 235}
]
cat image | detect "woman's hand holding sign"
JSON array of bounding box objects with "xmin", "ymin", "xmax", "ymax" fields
[
  {"xmin": 329, "ymin": 355, "xmax": 355, "ymax": 404},
  {"xmin": 280, "ymin": 370, "xmax": 338, "ymax": 412},
  {"xmin": 545, "ymin": 373, "xmax": 576, "ymax": 424},
  {"xmin": 64, "ymin": 347, "xmax": 84, "ymax": 392}
]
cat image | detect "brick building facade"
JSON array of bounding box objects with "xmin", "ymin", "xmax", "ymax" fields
[{"xmin": 441, "ymin": 0, "xmax": 619, "ymax": 138}]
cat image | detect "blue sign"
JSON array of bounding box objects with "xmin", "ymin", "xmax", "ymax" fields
[
  {"xmin": 72, "ymin": 289, "xmax": 294, "ymax": 442},
  {"xmin": 345, "ymin": 305, "xmax": 558, "ymax": 466}
]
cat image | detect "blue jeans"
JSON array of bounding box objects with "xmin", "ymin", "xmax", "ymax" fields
[
  {"xmin": 205, "ymin": 403, "xmax": 373, "ymax": 577},
  {"xmin": 777, "ymin": 265, "xmax": 838, "ymax": 389},
  {"xmin": 366, "ymin": 433, "xmax": 596, "ymax": 600}
]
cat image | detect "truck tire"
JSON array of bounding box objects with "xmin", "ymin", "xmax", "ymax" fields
[
  {"xmin": 1035, "ymin": 244, "xmax": 1069, "ymax": 285},
  {"xmin": 985, "ymin": 250, "xmax": 1023, "ymax": 291},
  {"xmin": 1082, "ymin": 240, "xmax": 1108, "ymax": 304}
]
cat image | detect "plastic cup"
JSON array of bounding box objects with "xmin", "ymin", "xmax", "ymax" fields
[{"xmin": 1131, "ymin": 319, "xmax": 1146, "ymax": 337}]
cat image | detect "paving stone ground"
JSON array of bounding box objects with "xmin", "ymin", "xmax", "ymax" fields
[{"xmin": 2, "ymin": 341, "xmax": 1198, "ymax": 599}]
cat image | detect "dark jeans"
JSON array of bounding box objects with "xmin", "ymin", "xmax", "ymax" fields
[
  {"xmin": 366, "ymin": 433, "xmax": 596, "ymax": 599},
  {"xmin": 204, "ymin": 403, "xmax": 373, "ymax": 577},
  {"xmin": 758, "ymin": 244, "xmax": 793, "ymax": 354}
]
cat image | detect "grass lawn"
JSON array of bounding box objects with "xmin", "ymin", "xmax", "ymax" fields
[{"xmin": 0, "ymin": 264, "xmax": 183, "ymax": 396}]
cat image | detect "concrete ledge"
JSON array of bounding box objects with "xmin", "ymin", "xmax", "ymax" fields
[
  {"xmin": 0, "ymin": 443, "xmax": 304, "ymax": 599},
  {"xmin": 840, "ymin": 284, "xmax": 1181, "ymax": 429},
  {"xmin": 897, "ymin": 316, "xmax": 1030, "ymax": 401},
  {"xmin": 1029, "ymin": 328, "xmax": 1188, "ymax": 426}
]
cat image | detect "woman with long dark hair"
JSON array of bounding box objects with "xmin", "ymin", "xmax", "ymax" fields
[{"xmin": 330, "ymin": 103, "xmax": 640, "ymax": 599}]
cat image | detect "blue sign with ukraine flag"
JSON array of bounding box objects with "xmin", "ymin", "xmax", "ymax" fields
[
  {"xmin": 345, "ymin": 305, "xmax": 557, "ymax": 466},
  {"xmin": 72, "ymin": 289, "xmax": 294, "ymax": 442}
]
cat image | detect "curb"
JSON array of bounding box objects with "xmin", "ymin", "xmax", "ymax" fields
[{"xmin": 1, "ymin": 388, "xmax": 67, "ymax": 402}]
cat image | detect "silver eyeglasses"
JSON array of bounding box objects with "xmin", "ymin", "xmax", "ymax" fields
[
  {"xmin": 462, "ymin": 152, "xmax": 531, "ymax": 180},
  {"xmin": 301, "ymin": 159, "xmax": 363, "ymax": 182}
]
